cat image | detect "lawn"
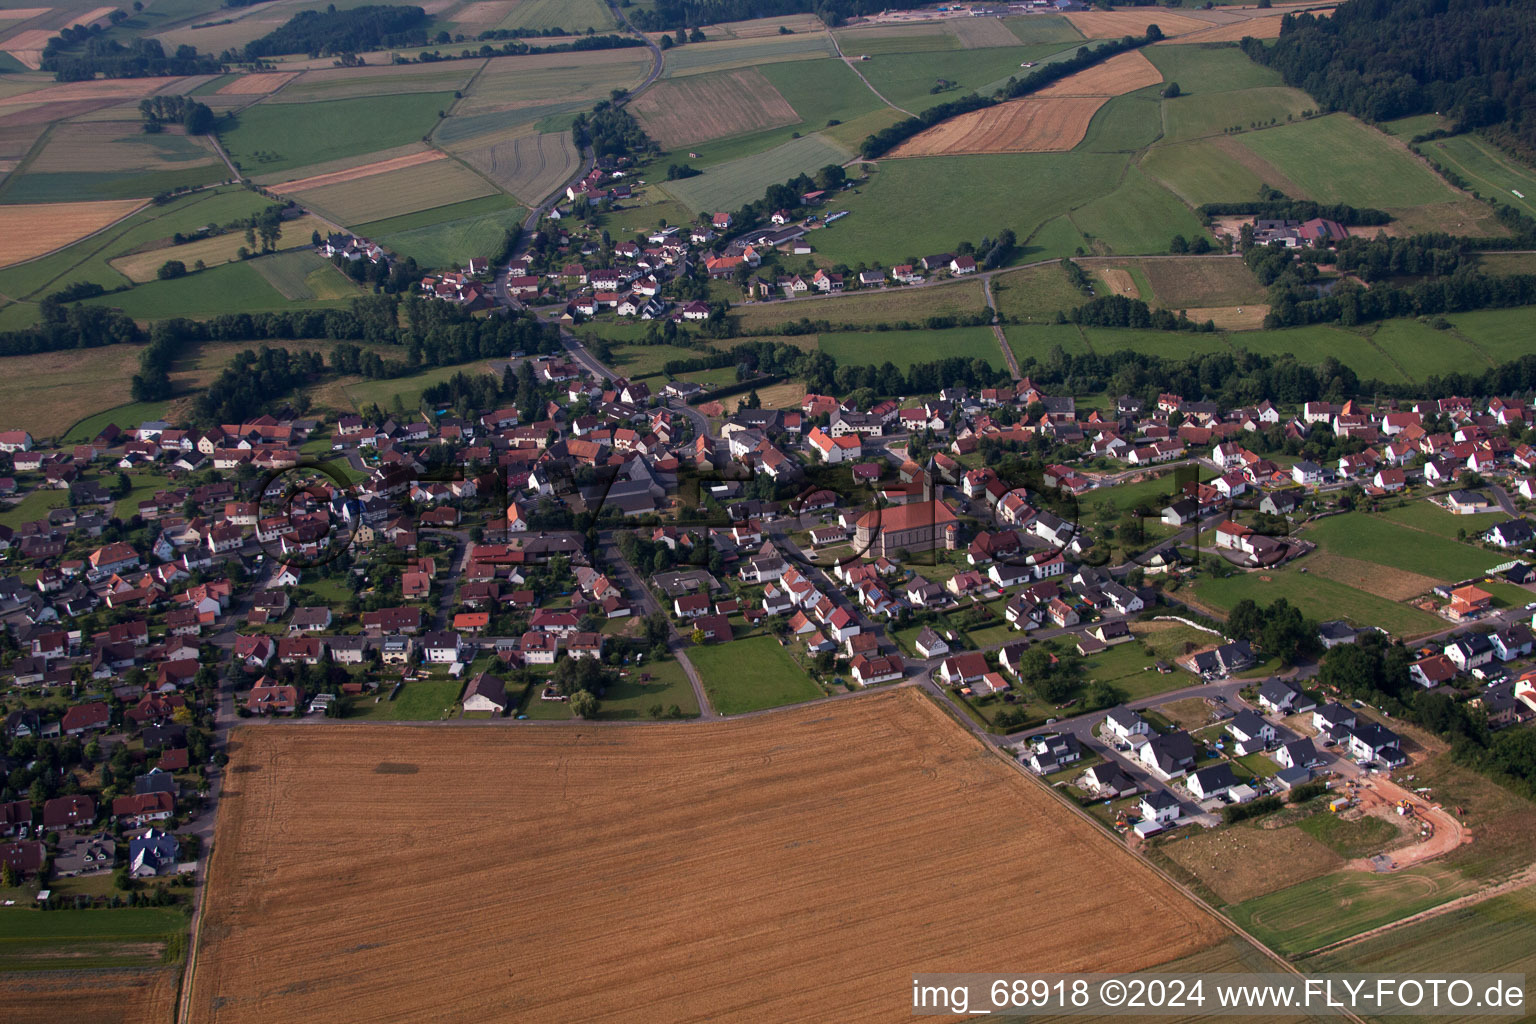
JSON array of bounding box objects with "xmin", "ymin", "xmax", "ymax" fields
[
  {"xmin": 1075, "ymin": 640, "xmax": 1179, "ymax": 701},
  {"xmin": 593, "ymin": 656, "xmax": 701, "ymax": 720},
  {"xmin": 1378, "ymin": 499, "xmax": 1489, "ymax": 541},
  {"xmin": 598, "ymin": 342, "xmax": 704, "ymax": 377},
  {"xmin": 220, "ymin": 93, "xmax": 453, "ymax": 176},
  {"xmin": 1237, "ymin": 113, "xmax": 1463, "ymax": 209},
  {"xmin": 0, "ymin": 906, "xmax": 186, "ymax": 969},
  {"xmin": 687, "ymin": 634, "xmax": 822, "ymax": 715},
  {"xmin": 347, "ymin": 679, "xmax": 464, "ymax": 720},
  {"xmin": 64, "ymin": 400, "xmax": 173, "ymax": 445},
  {"xmin": 0, "ymin": 486, "xmax": 73, "ymax": 528},
  {"xmin": 334, "ymin": 361, "xmax": 494, "ymax": 415},
  {"xmin": 819, "ymin": 326, "xmax": 1005, "ymax": 371},
  {"xmin": 812, "ymin": 151, "xmax": 1128, "ymax": 268}
]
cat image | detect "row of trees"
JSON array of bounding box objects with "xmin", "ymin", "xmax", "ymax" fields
[{"xmin": 42, "ymin": 34, "xmax": 222, "ymax": 80}]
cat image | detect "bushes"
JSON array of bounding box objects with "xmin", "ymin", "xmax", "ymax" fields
[{"xmin": 1222, "ymin": 794, "xmax": 1283, "ymax": 824}]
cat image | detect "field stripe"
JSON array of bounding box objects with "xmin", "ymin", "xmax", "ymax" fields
[{"xmin": 271, "ymin": 150, "xmax": 447, "ymax": 192}]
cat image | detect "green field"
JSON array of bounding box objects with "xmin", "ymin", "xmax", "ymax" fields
[
  {"xmin": 659, "ymin": 32, "xmax": 837, "ymax": 78},
  {"xmin": 497, "ymin": 0, "xmax": 614, "ymax": 32},
  {"xmin": 358, "ymin": 195, "xmax": 525, "ymax": 270},
  {"xmin": 598, "ymin": 342, "xmax": 704, "ymax": 377},
  {"xmin": 338, "ymin": 360, "xmax": 493, "ymax": 414},
  {"xmin": 593, "ymin": 657, "xmax": 701, "ymax": 720},
  {"xmin": 820, "ymin": 326, "xmax": 1005, "ymax": 372},
  {"xmin": 1192, "ymin": 566, "xmax": 1443, "ymax": 638},
  {"xmin": 1, "ymin": 165, "xmax": 228, "ymax": 204},
  {"xmin": 991, "ymin": 262, "xmax": 1088, "ymax": 321},
  {"xmin": 661, "ymin": 133, "xmax": 851, "ymax": 213},
  {"xmin": 1076, "ymin": 90, "xmax": 1164, "ymax": 154},
  {"xmin": 1308, "ymin": 883, "xmax": 1536, "ymax": 1020},
  {"xmin": 1296, "ymin": 811, "xmax": 1403, "ymax": 859},
  {"xmin": 1229, "ymin": 324, "xmax": 1410, "ymax": 384},
  {"xmin": 687, "ymin": 634, "xmax": 822, "ymax": 715},
  {"xmin": 1160, "ymin": 87, "xmax": 1314, "ymax": 146},
  {"xmin": 1229, "ymin": 864, "xmax": 1481, "ymax": 956},
  {"xmin": 81, "ymin": 259, "xmax": 343, "ymax": 319},
  {"xmin": 250, "ymin": 249, "xmax": 367, "ymax": 301},
  {"xmin": 221, "ymin": 93, "xmax": 453, "ymax": 176},
  {"xmin": 64, "ymin": 400, "xmax": 173, "ymax": 445},
  {"xmin": 1418, "ymin": 132, "xmax": 1536, "ymax": 220},
  {"xmin": 1144, "ymin": 43, "xmax": 1285, "ymax": 98},
  {"xmin": 1080, "ymin": 327, "xmax": 1231, "ymax": 359},
  {"xmin": 1238, "ymin": 114, "xmax": 1462, "ymax": 208},
  {"xmin": 854, "ymin": 45, "xmax": 1068, "ymax": 113},
  {"xmin": 347, "ymin": 679, "xmax": 464, "ymax": 719},
  {"xmin": 0, "ymin": 906, "xmax": 187, "ymax": 970},
  {"xmin": 1378, "ymin": 499, "xmax": 1491, "ymax": 540},
  {"xmin": 1004, "ymin": 323, "xmax": 1092, "ymax": 365},
  {"xmin": 814, "ymin": 152, "xmax": 1125, "ymax": 267},
  {"xmin": 1071, "ymin": 164, "xmax": 1206, "ymax": 255},
  {"xmin": 1449, "ymin": 307, "xmax": 1536, "ymax": 365}
]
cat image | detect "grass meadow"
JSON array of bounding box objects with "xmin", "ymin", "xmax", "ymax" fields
[
  {"xmin": 221, "ymin": 93, "xmax": 453, "ymax": 176},
  {"xmin": 688, "ymin": 634, "xmax": 822, "ymax": 715},
  {"xmin": 820, "ymin": 326, "xmax": 1005, "ymax": 371}
]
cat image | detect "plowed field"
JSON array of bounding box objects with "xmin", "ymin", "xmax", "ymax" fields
[{"xmin": 189, "ymin": 688, "xmax": 1227, "ymax": 1023}]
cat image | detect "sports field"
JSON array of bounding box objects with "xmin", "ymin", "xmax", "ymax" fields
[
  {"xmin": 188, "ymin": 689, "xmax": 1227, "ymax": 1023},
  {"xmin": 631, "ymin": 67, "xmax": 798, "ymax": 147}
]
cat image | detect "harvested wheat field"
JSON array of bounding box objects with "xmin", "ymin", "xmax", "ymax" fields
[
  {"xmin": 216, "ymin": 71, "xmax": 298, "ymax": 95},
  {"xmin": 1167, "ymin": 13, "xmax": 1307, "ymax": 44},
  {"xmin": 0, "ymin": 198, "xmax": 144, "ymax": 267},
  {"xmin": 1065, "ymin": 10, "xmax": 1211, "ymax": 39},
  {"xmin": 1036, "ymin": 49, "xmax": 1162, "ymax": 98},
  {"xmin": 0, "ymin": 28, "xmax": 53, "ymax": 67},
  {"xmin": 631, "ymin": 67, "xmax": 798, "ymax": 147},
  {"xmin": 889, "ymin": 95, "xmax": 1105, "ymax": 156},
  {"xmin": 191, "ymin": 689, "xmax": 1227, "ymax": 1023},
  {"xmin": 0, "ymin": 967, "xmax": 179, "ymax": 1024},
  {"xmin": 0, "ymin": 8, "xmax": 51, "ymax": 19},
  {"xmin": 270, "ymin": 148, "xmax": 446, "ymax": 192}
]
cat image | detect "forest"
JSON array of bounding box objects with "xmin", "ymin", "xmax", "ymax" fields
[
  {"xmin": 244, "ymin": 5, "xmax": 430, "ymax": 59},
  {"xmin": 42, "ymin": 36, "xmax": 222, "ymax": 80},
  {"xmin": 1247, "ymin": 0, "xmax": 1536, "ymax": 160}
]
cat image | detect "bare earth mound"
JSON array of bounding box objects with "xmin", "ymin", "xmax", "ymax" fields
[
  {"xmin": 1035, "ymin": 49, "xmax": 1162, "ymax": 98},
  {"xmin": 1065, "ymin": 10, "xmax": 1211, "ymax": 39},
  {"xmin": 889, "ymin": 95, "xmax": 1106, "ymax": 156},
  {"xmin": 0, "ymin": 967, "xmax": 179, "ymax": 1024},
  {"xmin": 271, "ymin": 149, "xmax": 446, "ymax": 192},
  {"xmin": 0, "ymin": 198, "xmax": 145, "ymax": 267},
  {"xmin": 631, "ymin": 67, "xmax": 798, "ymax": 148},
  {"xmin": 215, "ymin": 71, "xmax": 299, "ymax": 95},
  {"xmin": 190, "ymin": 689, "xmax": 1227, "ymax": 1023}
]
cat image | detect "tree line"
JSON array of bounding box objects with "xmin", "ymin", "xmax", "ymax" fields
[
  {"xmin": 859, "ymin": 27, "xmax": 1164, "ymax": 159},
  {"xmin": 624, "ymin": 0, "xmax": 931, "ymax": 32},
  {"xmin": 244, "ymin": 5, "xmax": 430, "ymax": 59},
  {"xmin": 43, "ymin": 35, "xmax": 222, "ymax": 81}
]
